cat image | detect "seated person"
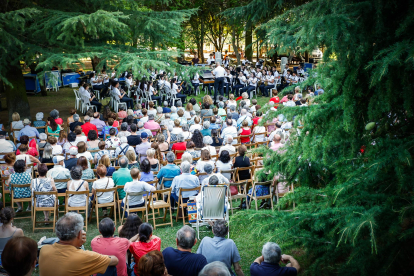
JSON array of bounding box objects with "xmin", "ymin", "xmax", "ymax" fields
[{"xmin": 170, "ymin": 161, "xmax": 200, "ymax": 205}]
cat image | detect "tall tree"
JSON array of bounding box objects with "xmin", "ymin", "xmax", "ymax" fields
[{"xmin": 231, "ymin": 0, "xmax": 414, "ymax": 275}]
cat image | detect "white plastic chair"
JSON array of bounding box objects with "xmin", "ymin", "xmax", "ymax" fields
[
  {"xmin": 81, "ymin": 98, "xmax": 97, "ymax": 113},
  {"xmin": 195, "ymin": 185, "xmax": 229, "ymax": 239},
  {"xmin": 113, "ymin": 96, "xmax": 127, "ymax": 112},
  {"xmin": 73, "ymin": 89, "xmax": 81, "ymax": 110}
]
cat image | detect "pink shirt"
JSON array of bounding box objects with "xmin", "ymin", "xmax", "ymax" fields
[
  {"xmin": 280, "ymin": 95, "xmax": 289, "ymax": 103},
  {"xmin": 144, "ymin": 120, "xmax": 160, "ymax": 136},
  {"xmin": 91, "ymin": 237, "xmax": 131, "ymax": 276},
  {"xmin": 270, "ymin": 142, "xmax": 284, "ymax": 152}
]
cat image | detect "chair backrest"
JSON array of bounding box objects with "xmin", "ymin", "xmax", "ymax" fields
[
  {"xmin": 94, "ymin": 187, "xmax": 117, "ymax": 200},
  {"xmin": 236, "ymin": 166, "xmax": 254, "ymax": 182},
  {"xmin": 150, "ymin": 188, "xmax": 171, "ymax": 203},
  {"xmin": 160, "ymin": 177, "xmax": 174, "ymax": 189},
  {"xmin": 178, "ymin": 186, "xmax": 201, "ymax": 197},
  {"xmin": 125, "ymin": 191, "xmax": 148, "ymax": 205},
  {"xmin": 201, "ymin": 185, "xmax": 227, "ymax": 219}
]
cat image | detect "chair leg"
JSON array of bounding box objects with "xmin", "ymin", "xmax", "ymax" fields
[
  {"xmin": 32, "ymin": 209, "xmax": 36, "ymax": 232},
  {"xmin": 96, "ymin": 205, "xmax": 99, "ymax": 229},
  {"xmin": 176, "ymin": 200, "xmax": 180, "ymax": 223},
  {"xmin": 112, "ymin": 205, "xmax": 116, "ymax": 226},
  {"xmin": 255, "ymin": 198, "xmax": 258, "ymax": 211},
  {"xmin": 182, "ymin": 206, "xmax": 185, "ymax": 226},
  {"xmin": 152, "ymin": 208, "xmax": 156, "ymax": 229},
  {"xmin": 169, "ymin": 206, "xmax": 173, "ymax": 227}
]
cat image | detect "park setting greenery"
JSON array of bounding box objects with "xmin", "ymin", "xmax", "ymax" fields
[{"xmin": 1, "ymin": 0, "xmax": 414, "ymax": 275}]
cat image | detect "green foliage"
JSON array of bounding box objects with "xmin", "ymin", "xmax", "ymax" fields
[{"xmin": 231, "ymin": 0, "xmax": 414, "ymax": 275}]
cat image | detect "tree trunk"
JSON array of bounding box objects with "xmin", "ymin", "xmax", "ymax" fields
[
  {"xmin": 245, "ymin": 26, "xmax": 253, "ymax": 61},
  {"xmin": 5, "ymin": 65, "xmax": 31, "ymax": 122},
  {"xmin": 231, "ymin": 27, "xmax": 240, "ymax": 66},
  {"xmin": 200, "ymin": 18, "xmax": 205, "ymax": 63},
  {"xmin": 91, "ymin": 56, "xmax": 102, "ymax": 72},
  {"xmin": 304, "ymin": 51, "xmax": 309, "ymax": 62}
]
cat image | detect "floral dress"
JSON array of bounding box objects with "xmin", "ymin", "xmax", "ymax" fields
[
  {"xmin": 10, "ymin": 172, "xmax": 32, "ymax": 198},
  {"xmin": 32, "ymin": 178, "xmax": 55, "ymax": 207}
]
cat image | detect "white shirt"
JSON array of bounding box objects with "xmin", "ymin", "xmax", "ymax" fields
[
  {"xmin": 51, "ymin": 145, "xmax": 63, "ymax": 155},
  {"xmin": 113, "ymin": 88, "xmax": 121, "ymax": 101},
  {"xmin": 189, "ymin": 124, "xmax": 202, "ymax": 133},
  {"xmin": 207, "ymin": 58, "xmax": 215, "ymax": 65},
  {"xmin": 220, "ymin": 126, "xmax": 238, "ymax": 142},
  {"xmin": 75, "ymin": 136, "xmax": 87, "ymax": 144},
  {"xmin": 126, "ymin": 78, "xmax": 133, "ymax": 87},
  {"xmin": 256, "ymin": 72, "xmax": 262, "ymax": 79},
  {"xmin": 213, "ymin": 66, "xmax": 226, "ymax": 78},
  {"xmin": 76, "ymin": 152, "xmax": 93, "ymax": 168},
  {"xmin": 239, "ymin": 75, "xmax": 247, "ymax": 85},
  {"xmin": 91, "ymin": 77, "xmax": 102, "ymax": 86},
  {"xmin": 266, "ymin": 75, "xmax": 275, "ymax": 84},
  {"xmin": 242, "ymin": 59, "xmax": 249, "ymax": 65},
  {"xmin": 248, "ymin": 77, "xmax": 257, "ymax": 87},
  {"xmin": 196, "ymin": 160, "xmax": 216, "ymax": 173},
  {"xmin": 92, "ymin": 177, "xmax": 115, "ymax": 203},
  {"xmin": 172, "ymin": 83, "xmax": 179, "ymax": 95},
  {"xmin": 79, "ymin": 87, "xmax": 91, "ymax": 103},
  {"xmin": 297, "ymin": 69, "xmax": 305, "ymax": 75},
  {"xmin": 123, "ymin": 180, "xmax": 155, "ymax": 206},
  {"xmin": 218, "ymin": 144, "xmax": 236, "ymax": 155}
]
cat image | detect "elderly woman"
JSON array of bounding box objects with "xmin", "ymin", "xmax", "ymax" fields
[
  {"xmin": 200, "ymin": 121, "xmax": 211, "ymax": 137},
  {"xmin": 7, "ymin": 160, "xmax": 32, "ymax": 212},
  {"xmin": 181, "ymin": 152, "xmax": 196, "ymax": 174},
  {"xmin": 171, "ymin": 133, "xmax": 187, "ymax": 159},
  {"xmin": 91, "ymin": 165, "xmax": 115, "ymax": 217},
  {"xmin": 189, "ymin": 117, "xmax": 202, "ymax": 133},
  {"xmin": 185, "ymin": 141, "xmax": 200, "ymax": 162},
  {"xmin": 34, "ymin": 112, "xmax": 47, "ymax": 133},
  {"xmin": 0, "ymin": 153, "xmax": 15, "ymax": 177},
  {"xmin": 181, "ymin": 124, "xmax": 192, "ymax": 140},
  {"xmin": 32, "ymin": 164, "xmax": 57, "ymax": 222},
  {"xmin": 171, "ymin": 119, "xmax": 182, "ymax": 136},
  {"xmin": 155, "ymin": 107, "xmax": 165, "ymax": 123},
  {"xmin": 170, "ymin": 106, "xmax": 178, "ymax": 121},
  {"xmin": 241, "ymin": 92, "xmax": 250, "ymax": 107},
  {"xmin": 201, "ymin": 136, "xmax": 216, "ymax": 158},
  {"xmin": 200, "ymin": 103, "xmax": 213, "ymax": 121},
  {"xmin": 191, "ymin": 129, "xmax": 204, "ymax": 149},
  {"xmin": 126, "ymin": 150, "xmax": 139, "ymax": 169},
  {"xmin": 11, "ymin": 112, "xmax": 24, "ymax": 138},
  {"xmin": 156, "ymin": 134, "xmax": 169, "ymax": 153},
  {"xmin": 47, "ymin": 136, "xmax": 63, "ymax": 155},
  {"xmin": 40, "ymin": 145, "xmax": 54, "ymax": 168},
  {"xmin": 118, "ymin": 122, "xmax": 131, "ymax": 137},
  {"xmin": 196, "ymin": 149, "xmax": 216, "ymax": 182},
  {"xmin": 50, "ymin": 109, "xmax": 63, "ymax": 125},
  {"xmin": 67, "ymin": 166, "xmax": 89, "ymax": 207},
  {"xmin": 252, "ymin": 118, "xmax": 266, "ymax": 142}
]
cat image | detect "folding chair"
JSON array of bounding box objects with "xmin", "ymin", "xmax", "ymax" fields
[
  {"xmin": 147, "ymin": 188, "xmax": 173, "ymax": 229},
  {"xmin": 195, "ymin": 185, "xmax": 229, "ymax": 239},
  {"xmin": 65, "ymin": 190, "xmax": 89, "ymax": 230},
  {"xmin": 227, "ymin": 181, "xmax": 249, "ymax": 215},
  {"xmin": 116, "ymin": 185, "xmax": 125, "ymax": 223},
  {"xmin": 160, "ymin": 177, "xmax": 174, "ymax": 190},
  {"xmin": 121, "ymin": 191, "xmax": 149, "ymax": 224},
  {"xmin": 274, "ymin": 178, "xmax": 295, "ymax": 211},
  {"xmin": 89, "ymin": 187, "xmax": 118, "ymax": 228},
  {"xmin": 32, "ymin": 191, "xmax": 58, "ymax": 232},
  {"xmin": 1, "ymin": 176, "xmax": 10, "ymax": 208},
  {"xmin": 54, "ymin": 179, "xmax": 71, "ymax": 214},
  {"xmin": 176, "ymin": 187, "xmax": 201, "ymax": 225},
  {"xmin": 10, "ymin": 184, "xmax": 32, "ymax": 220},
  {"xmin": 249, "ymin": 180, "xmax": 273, "ymax": 210}
]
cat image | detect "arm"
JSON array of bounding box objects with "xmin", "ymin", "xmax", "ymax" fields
[
  {"xmin": 29, "ymin": 155, "xmax": 41, "ymax": 164},
  {"xmin": 253, "ymin": 256, "xmax": 264, "ymax": 265},
  {"xmin": 108, "ymin": 256, "xmax": 119, "ymax": 266},
  {"xmin": 129, "ymin": 233, "xmax": 139, "ymax": 243},
  {"xmin": 281, "ymin": 254, "xmax": 300, "ymax": 272},
  {"xmin": 234, "ymin": 262, "xmax": 245, "ymax": 276},
  {"xmin": 50, "ymin": 179, "xmax": 57, "ymax": 192}
]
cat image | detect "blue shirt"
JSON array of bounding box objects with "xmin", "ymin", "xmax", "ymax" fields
[
  {"xmin": 139, "ymin": 171, "xmax": 154, "ymax": 182},
  {"xmin": 163, "ymin": 247, "xmax": 207, "ymax": 276},
  {"xmin": 33, "ymin": 121, "xmax": 46, "ymax": 133},
  {"xmin": 250, "ymin": 262, "xmax": 297, "ymax": 276},
  {"xmin": 171, "ymin": 173, "xmax": 200, "ymax": 197},
  {"xmin": 163, "ymin": 107, "xmax": 171, "ymax": 113},
  {"xmin": 209, "ymin": 123, "xmax": 220, "ymax": 130},
  {"xmin": 200, "ymin": 129, "xmax": 211, "ymax": 137},
  {"xmin": 18, "ymin": 125, "xmax": 40, "ymax": 140},
  {"xmin": 157, "ymin": 164, "xmax": 181, "ymax": 188}
]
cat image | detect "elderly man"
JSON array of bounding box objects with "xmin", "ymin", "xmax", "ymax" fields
[
  {"xmin": 219, "ymin": 136, "xmax": 236, "ymax": 155},
  {"xmin": 46, "ymin": 156, "xmax": 70, "ymax": 193},
  {"xmin": 199, "ymin": 262, "xmax": 231, "ymax": 276},
  {"xmin": 176, "ymin": 100, "xmax": 184, "ymax": 111},
  {"xmin": 201, "ymin": 121, "xmax": 211, "ymax": 137},
  {"xmin": 171, "ymin": 161, "xmax": 200, "ymax": 204},
  {"xmin": 17, "ymin": 119, "xmax": 40, "ymax": 141},
  {"xmin": 250, "ymin": 242, "xmax": 300, "ymax": 276},
  {"xmin": 136, "ymin": 121, "xmax": 152, "ymax": 138},
  {"xmin": 91, "ymin": 218, "xmax": 139, "ymax": 276},
  {"xmin": 229, "ymin": 105, "xmax": 239, "ymax": 121},
  {"xmin": 197, "ymin": 220, "xmax": 244, "ymax": 276},
  {"xmin": 70, "ymin": 114, "xmax": 84, "ymax": 132},
  {"xmin": 157, "ymin": 152, "xmax": 181, "ymax": 189},
  {"xmin": 162, "ymin": 101, "xmax": 171, "ymax": 113},
  {"xmin": 126, "ymin": 124, "xmax": 141, "ymax": 146},
  {"xmin": 268, "ymin": 122, "xmax": 284, "ymax": 142},
  {"xmin": 64, "ymin": 147, "xmax": 79, "ymax": 171},
  {"xmin": 221, "ymin": 119, "xmax": 238, "ymax": 143},
  {"xmin": 0, "ymin": 131, "xmax": 16, "ymax": 160},
  {"xmin": 81, "ymin": 115, "xmax": 98, "ymax": 137},
  {"xmin": 144, "ymin": 114, "xmax": 160, "ymax": 136},
  {"xmin": 135, "ymin": 132, "xmax": 151, "ymax": 162},
  {"xmin": 91, "ymin": 112, "xmax": 106, "ymax": 136},
  {"xmin": 112, "ymin": 156, "xmax": 132, "ymax": 200},
  {"xmin": 202, "ymin": 163, "xmax": 229, "ymax": 186},
  {"xmin": 163, "ymin": 226, "xmax": 207, "ymax": 276},
  {"xmin": 39, "ymin": 213, "xmax": 118, "ymax": 276},
  {"xmin": 115, "ymin": 136, "xmax": 133, "ymax": 157},
  {"xmin": 237, "ymin": 109, "xmax": 252, "ymax": 128},
  {"xmin": 270, "ymin": 134, "xmax": 285, "ymax": 152}
]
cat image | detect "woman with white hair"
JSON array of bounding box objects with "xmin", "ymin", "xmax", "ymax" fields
[
  {"xmin": 146, "ymin": 148, "xmax": 160, "ymax": 171},
  {"xmin": 200, "ymin": 121, "xmax": 211, "ymax": 137},
  {"xmin": 181, "ymin": 124, "xmax": 192, "ymax": 139},
  {"xmin": 49, "ymin": 109, "xmax": 63, "ymax": 125},
  {"xmin": 202, "ymin": 136, "xmax": 216, "ymax": 159},
  {"xmin": 171, "ymin": 133, "xmax": 187, "ymax": 159},
  {"xmin": 170, "ymin": 106, "xmax": 178, "ymax": 121},
  {"xmin": 33, "ymin": 112, "xmax": 46, "ymax": 133},
  {"xmin": 155, "ymin": 106, "xmax": 165, "ymax": 123},
  {"xmin": 189, "ymin": 117, "xmax": 202, "ymax": 133},
  {"xmin": 181, "ymin": 152, "xmax": 196, "ymax": 174},
  {"xmin": 196, "ymin": 149, "xmax": 215, "ymax": 181},
  {"xmin": 40, "ymin": 145, "xmax": 54, "ymax": 169},
  {"xmin": 241, "ymin": 92, "xmax": 251, "ymax": 107}
]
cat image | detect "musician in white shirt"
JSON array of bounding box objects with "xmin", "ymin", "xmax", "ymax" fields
[
  {"xmin": 260, "ymin": 71, "xmax": 276, "ymax": 97},
  {"xmin": 241, "ymin": 57, "xmax": 249, "ymax": 65},
  {"xmin": 223, "ymin": 56, "xmax": 230, "ymax": 67},
  {"xmin": 79, "ymin": 83, "xmax": 102, "ymax": 112},
  {"xmin": 282, "ymin": 64, "xmax": 290, "ymax": 77},
  {"xmin": 207, "ymin": 53, "xmax": 215, "ymax": 65},
  {"xmin": 90, "ymin": 72, "xmax": 104, "ymax": 91},
  {"xmin": 223, "ymin": 68, "xmax": 232, "ymax": 97},
  {"xmin": 171, "ymin": 78, "xmax": 187, "ymax": 104},
  {"xmin": 191, "ymin": 73, "xmax": 200, "ymax": 95},
  {"xmin": 289, "ymin": 72, "xmax": 299, "ymax": 84},
  {"xmin": 232, "ymin": 71, "xmax": 246, "ymax": 96},
  {"xmin": 296, "ymin": 65, "xmax": 305, "ymax": 76},
  {"xmin": 240, "ymin": 72, "xmax": 257, "ymax": 98},
  {"xmin": 212, "ymin": 62, "xmax": 226, "ymax": 101},
  {"xmin": 112, "ymin": 80, "xmax": 134, "ymax": 109}
]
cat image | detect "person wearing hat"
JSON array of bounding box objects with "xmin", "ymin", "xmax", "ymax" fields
[
  {"xmin": 17, "ymin": 119, "xmax": 40, "ymax": 141},
  {"xmin": 135, "ymin": 132, "xmax": 151, "ymax": 163},
  {"xmin": 69, "ymin": 114, "xmax": 84, "ymax": 132},
  {"xmin": 143, "ymin": 114, "xmax": 160, "ymax": 136},
  {"xmin": 64, "ymin": 147, "xmax": 79, "ymax": 171},
  {"xmin": 46, "ymin": 156, "xmax": 71, "ymax": 193},
  {"xmin": 33, "ymin": 112, "xmax": 46, "ymax": 133},
  {"xmin": 80, "ymin": 115, "xmax": 98, "ymax": 137},
  {"xmin": 115, "ymin": 136, "xmax": 133, "ymax": 158},
  {"xmin": 136, "ymin": 122, "xmax": 152, "ymax": 138}
]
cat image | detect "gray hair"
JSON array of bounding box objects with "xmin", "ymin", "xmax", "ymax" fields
[
  {"xmin": 225, "ymin": 135, "xmax": 233, "ymax": 144},
  {"xmin": 165, "ymin": 113, "xmax": 171, "ymax": 119},
  {"xmin": 203, "ymin": 121, "xmax": 210, "ymax": 129},
  {"xmin": 204, "ymin": 163, "xmax": 213, "ymax": 174},
  {"xmin": 39, "ymin": 133, "xmax": 47, "ymax": 140},
  {"xmin": 203, "ymin": 136, "xmax": 213, "ymax": 145},
  {"xmin": 177, "ymin": 100, "xmax": 182, "ymax": 107},
  {"xmin": 43, "ymin": 145, "xmax": 53, "ymax": 159},
  {"xmin": 157, "ymin": 107, "xmax": 163, "ymax": 113},
  {"xmin": 241, "ymin": 109, "xmax": 247, "ymax": 115},
  {"xmin": 212, "ymin": 220, "xmax": 228, "ymax": 238},
  {"xmin": 262, "ymin": 242, "xmax": 282, "ymax": 264},
  {"xmin": 50, "ymin": 109, "xmax": 59, "ymax": 119},
  {"xmin": 73, "ymin": 114, "xmax": 79, "ymax": 122},
  {"xmin": 218, "ymin": 102, "xmax": 224, "ymax": 108},
  {"xmin": 148, "ymin": 114, "xmax": 155, "ymax": 120},
  {"xmin": 171, "ymin": 106, "xmax": 177, "ymax": 113},
  {"xmin": 240, "ymin": 100, "xmax": 246, "ymax": 107},
  {"xmin": 199, "ymin": 261, "xmax": 231, "ymax": 276},
  {"xmin": 176, "ymin": 225, "xmax": 196, "ymax": 250},
  {"xmin": 209, "ymin": 175, "xmax": 219, "ymax": 185},
  {"xmin": 181, "ymin": 152, "xmax": 193, "ymax": 164},
  {"xmin": 55, "ymin": 212, "xmax": 84, "ymax": 241},
  {"xmin": 163, "ymin": 100, "xmax": 169, "ymax": 106},
  {"xmin": 174, "ymin": 132, "xmax": 184, "ymax": 142},
  {"xmin": 137, "ymin": 121, "xmax": 144, "ymax": 128},
  {"xmin": 230, "ymin": 105, "xmax": 236, "ymax": 111},
  {"xmin": 121, "ymin": 122, "xmax": 128, "ymax": 131},
  {"xmin": 181, "ymin": 161, "xmax": 191, "ymax": 174},
  {"xmin": 70, "ymin": 166, "xmax": 83, "ymax": 180},
  {"xmin": 119, "ymin": 156, "xmax": 129, "ymax": 168},
  {"xmin": 182, "ymin": 124, "xmax": 189, "ymax": 131},
  {"xmin": 190, "ymin": 110, "xmax": 196, "ymax": 116},
  {"xmin": 166, "ymin": 152, "xmax": 175, "ymax": 163}
]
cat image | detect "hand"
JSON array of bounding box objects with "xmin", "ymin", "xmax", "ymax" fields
[
  {"xmin": 81, "ymin": 230, "xmax": 87, "ymax": 245},
  {"xmin": 281, "ymin": 254, "xmax": 291, "ymax": 264}
]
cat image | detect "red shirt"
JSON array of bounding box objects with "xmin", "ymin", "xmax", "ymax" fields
[
  {"xmin": 172, "ymin": 142, "xmax": 187, "ymax": 159},
  {"xmin": 91, "ymin": 237, "xmax": 131, "ymax": 276},
  {"xmin": 129, "ymin": 237, "xmax": 161, "ymax": 276},
  {"xmin": 55, "ymin": 118, "xmax": 63, "ymax": 125},
  {"xmin": 240, "ymin": 128, "xmax": 251, "ymax": 143},
  {"xmin": 252, "ymin": 117, "xmax": 262, "ymax": 126},
  {"xmin": 270, "ymin": 96, "xmax": 280, "ymax": 104},
  {"xmin": 81, "ymin": 122, "xmax": 98, "ymax": 137}
]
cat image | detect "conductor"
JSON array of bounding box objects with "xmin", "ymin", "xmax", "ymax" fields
[{"xmin": 212, "ymin": 61, "xmax": 226, "ymax": 103}]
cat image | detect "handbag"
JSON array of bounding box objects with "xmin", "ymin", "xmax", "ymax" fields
[{"xmin": 230, "ymin": 185, "xmax": 238, "ymax": 196}]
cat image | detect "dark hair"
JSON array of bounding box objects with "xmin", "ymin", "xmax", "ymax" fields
[
  {"xmin": 48, "ymin": 117, "xmax": 58, "ymax": 132},
  {"xmin": 140, "ymin": 158, "xmax": 151, "ymax": 174},
  {"xmin": 171, "ymin": 78, "xmax": 177, "ymax": 83},
  {"xmin": 77, "ymin": 156, "xmax": 89, "ymax": 170},
  {"xmin": 211, "ymin": 129, "xmax": 219, "ymax": 144},
  {"xmin": 138, "ymin": 222, "xmax": 153, "ymax": 243},
  {"xmin": 99, "ymin": 218, "xmax": 115, "ymax": 238},
  {"xmin": 191, "ymin": 130, "xmax": 204, "ymax": 148},
  {"xmin": 119, "ymin": 214, "xmax": 143, "ymax": 239},
  {"xmin": 98, "ymin": 141, "xmax": 106, "ymax": 150},
  {"xmin": 19, "ymin": 135, "xmax": 29, "ymax": 145},
  {"xmin": 127, "ymin": 115, "xmax": 134, "ymax": 125},
  {"xmin": 186, "ymin": 141, "xmax": 195, "ymax": 149},
  {"xmin": 219, "ymin": 150, "xmax": 230, "ymax": 163},
  {"xmin": 13, "ymin": 160, "xmax": 26, "ymax": 173},
  {"xmin": 88, "ymin": 130, "xmax": 97, "ymax": 141},
  {"xmin": 18, "ymin": 144, "xmax": 28, "ymax": 153},
  {"xmin": 70, "ymin": 166, "xmax": 83, "ymax": 180},
  {"xmin": 109, "ymin": 128, "xmax": 117, "ymax": 136},
  {"xmin": 0, "ymin": 207, "xmax": 15, "ymax": 224},
  {"xmin": 130, "ymin": 123, "xmax": 137, "ymax": 132},
  {"xmin": 38, "ymin": 163, "xmax": 48, "ymax": 177},
  {"xmin": 203, "ymin": 102, "xmax": 210, "ymax": 109},
  {"xmin": 137, "ymin": 251, "xmax": 166, "ymax": 276},
  {"xmin": 189, "ymin": 98, "xmax": 197, "ymax": 106},
  {"xmin": 103, "ymin": 106, "xmax": 112, "ymax": 120},
  {"xmin": 1, "ymin": 237, "xmax": 38, "ymax": 276},
  {"xmin": 238, "ymin": 145, "xmax": 247, "ymax": 157},
  {"xmin": 68, "ymin": 132, "xmax": 76, "ymax": 142}
]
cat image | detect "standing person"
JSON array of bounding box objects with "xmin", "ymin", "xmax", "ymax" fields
[
  {"xmin": 39, "ymin": 213, "xmax": 119, "ymax": 276},
  {"xmin": 192, "ymin": 53, "xmax": 199, "ymax": 65},
  {"xmin": 163, "ymin": 226, "xmax": 207, "ymax": 276},
  {"xmin": 212, "ymin": 62, "xmax": 226, "ymax": 102}
]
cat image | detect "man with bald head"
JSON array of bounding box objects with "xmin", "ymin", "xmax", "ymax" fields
[{"xmin": 270, "ymin": 134, "xmax": 284, "ymax": 152}]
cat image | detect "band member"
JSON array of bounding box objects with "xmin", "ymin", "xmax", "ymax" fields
[
  {"xmin": 191, "ymin": 72, "xmax": 200, "ymax": 94},
  {"xmin": 212, "ymin": 62, "xmax": 226, "ymax": 101},
  {"xmin": 171, "ymin": 78, "xmax": 187, "ymax": 104},
  {"xmin": 90, "ymin": 72, "xmax": 104, "ymax": 91},
  {"xmin": 260, "ymin": 71, "xmax": 276, "ymax": 97},
  {"xmin": 207, "ymin": 53, "xmax": 215, "ymax": 65},
  {"xmin": 113, "ymin": 80, "xmax": 134, "ymax": 109},
  {"xmin": 79, "ymin": 83, "xmax": 102, "ymax": 112},
  {"xmin": 224, "ymin": 68, "xmax": 233, "ymax": 97},
  {"xmin": 242, "ymin": 57, "xmax": 249, "ymax": 66},
  {"xmin": 223, "ymin": 56, "xmax": 230, "ymax": 67},
  {"xmin": 147, "ymin": 81, "xmax": 162, "ymax": 106},
  {"xmin": 240, "ymin": 72, "xmax": 257, "ymax": 98},
  {"xmin": 297, "ymin": 65, "xmax": 305, "ymax": 76},
  {"xmin": 232, "ymin": 71, "xmax": 246, "ymax": 96},
  {"xmin": 255, "ymin": 67, "xmax": 263, "ymax": 79},
  {"xmin": 289, "ymin": 71, "xmax": 299, "ymax": 84},
  {"xmin": 192, "ymin": 53, "xmax": 199, "ymax": 65}
]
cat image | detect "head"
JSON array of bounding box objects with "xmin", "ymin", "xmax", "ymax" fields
[
  {"xmin": 137, "ymin": 251, "xmax": 166, "ymax": 276},
  {"xmin": 209, "ymin": 175, "xmax": 219, "ymax": 185},
  {"xmin": 137, "ymin": 121, "xmax": 144, "ymax": 129},
  {"xmin": 55, "ymin": 212, "xmax": 85, "ymax": 246},
  {"xmin": 262, "ymin": 242, "xmax": 282, "ymax": 264},
  {"xmin": 273, "ymin": 134, "xmax": 282, "ymax": 143},
  {"xmin": 119, "ymin": 156, "xmax": 129, "ymax": 168},
  {"xmin": 198, "ymin": 261, "xmax": 231, "ymax": 276},
  {"xmin": 0, "ymin": 207, "xmax": 15, "ymax": 225},
  {"xmin": 203, "ymin": 136, "xmax": 213, "ymax": 146},
  {"xmin": 13, "ymin": 160, "xmax": 26, "ymax": 174},
  {"xmin": 99, "ymin": 218, "xmax": 115, "ymax": 238},
  {"xmin": 4, "ymin": 153, "xmax": 16, "ymax": 166},
  {"xmin": 18, "ymin": 144, "xmax": 28, "ymax": 154},
  {"xmin": 76, "ymin": 156, "xmax": 89, "ymax": 170},
  {"xmin": 171, "ymin": 106, "xmax": 177, "ymax": 113},
  {"xmin": 138, "ymin": 222, "xmax": 153, "ymax": 243},
  {"xmin": 70, "ymin": 166, "xmax": 83, "ymax": 180},
  {"xmin": 83, "ymin": 115, "xmax": 91, "ymax": 122},
  {"xmin": 42, "ymin": 145, "xmax": 53, "ymax": 159},
  {"xmin": 119, "ymin": 214, "xmax": 143, "ymax": 239},
  {"xmin": 22, "ymin": 118, "xmax": 31, "ymax": 126},
  {"xmin": 204, "ymin": 163, "xmax": 213, "ymax": 175},
  {"xmin": 126, "ymin": 150, "xmax": 137, "ymax": 164},
  {"xmin": 212, "ymin": 220, "xmax": 228, "ymax": 238},
  {"xmin": 87, "ymin": 130, "xmax": 98, "ymax": 141},
  {"xmin": 19, "ymin": 135, "xmax": 29, "ymax": 145},
  {"xmin": 141, "ymin": 132, "xmax": 148, "ymax": 141},
  {"xmin": 96, "ymin": 164, "xmax": 107, "ymax": 178},
  {"xmin": 203, "ymin": 121, "xmax": 210, "ymax": 130},
  {"xmin": 50, "ymin": 109, "xmax": 59, "ymax": 119},
  {"xmin": 1, "ymin": 237, "xmax": 38, "ymax": 276},
  {"xmin": 109, "ymin": 128, "xmax": 117, "ymax": 136},
  {"xmin": 121, "ymin": 122, "xmax": 128, "ymax": 131},
  {"xmin": 166, "ymin": 152, "xmax": 175, "ymax": 164},
  {"xmin": 176, "ymin": 225, "xmax": 196, "ymax": 250},
  {"xmin": 219, "ymin": 150, "xmax": 230, "ymax": 164},
  {"xmin": 238, "ymin": 145, "xmax": 247, "ymax": 157},
  {"xmin": 242, "ymin": 92, "xmax": 248, "ymax": 99},
  {"xmin": 201, "ymin": 149, "xmax": 211, "ymax": 161},
  {"xmin": 140, "ymin": 158, "xmax": 151, "ymax": 174}
]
